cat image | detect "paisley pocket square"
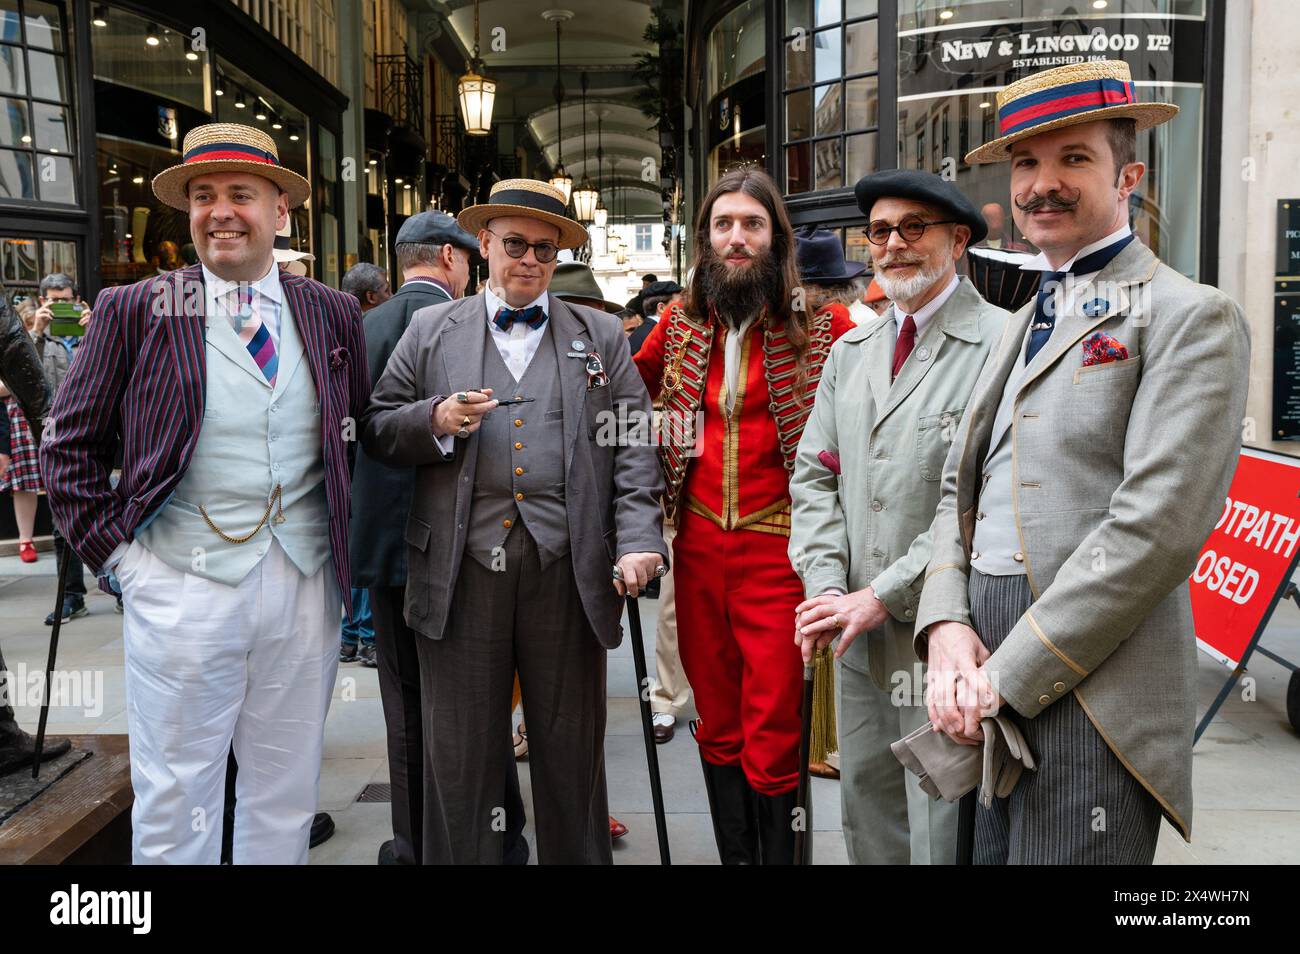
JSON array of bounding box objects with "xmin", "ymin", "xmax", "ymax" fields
[
  {"xmin": 1081, "ymin": 332, "xmax": 1128, "ymax": 367},
  {"xmin": 329, "ymin": 347, "xmax": 350, "ymax": 370},
  {"xmin": 817, "ymin": 450, "xmax": 842, "ymax": 475}
]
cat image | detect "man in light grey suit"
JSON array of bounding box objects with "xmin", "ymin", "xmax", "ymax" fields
[
  {"xmin": 918, "ymin": 61, "xmax": 1251, "ymax": 863},
  {"xmin": 790, "ymin": 175, "xmax": 1009, "ymax": 864},
  {"xmin": 361, "ymin": 180, "xmax": 668, "ymax": 864}
]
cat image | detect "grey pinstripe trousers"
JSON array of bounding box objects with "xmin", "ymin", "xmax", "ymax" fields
[{"xmin": 969, "ymin": 570, "xmax": 1162, "ymax": 865}]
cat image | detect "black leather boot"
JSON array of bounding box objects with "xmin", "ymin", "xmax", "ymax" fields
[
  {"xmin": 0, "ymin": 645, "xmax": 71, "ymax": 777},
  {"xmin": 753, "ymin": 788, "xmax": 804, "ymax": 865},
  {"xmin": 698, "ymin": 751, "xmax": 759, "ymax": 864}
]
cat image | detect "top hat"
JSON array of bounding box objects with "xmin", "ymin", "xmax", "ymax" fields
[
  {"xmin": 457, "ymin": 179, "xmax": 589, "ymax": 250},
  {"xmin": 794, "ymin": 225, "xmax": 867, "ymax": 285},
  {"xmin": 152, "ymin": 123, "xmax": 311, "ymax": 211},
  {"xmin": 965, "ymin": 60, "xmax": 1178, "ymax": 165}
]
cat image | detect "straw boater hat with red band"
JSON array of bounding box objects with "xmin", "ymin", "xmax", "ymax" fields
[
  {"xmin": 152, "ymin": 122, "xmax": 311, "ymax": 211},
  {"xmin": 965, "ymin": 60, "xmax": 1178, "ymax": 165},
  {"xmin": 457, "ymin": 178, "xmax": 589, "ymax": 250}
]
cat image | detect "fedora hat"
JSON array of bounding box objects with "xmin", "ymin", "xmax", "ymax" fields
[
  {"xmin": 965, "ymin": 60, "xmax": 1178, "ymax": 165},
  {"xmin": 794, "ymin": 225, "xmax": 867, "ymax": 285},
  {"xmin": 457, "ymin": 179, "xmax": 589, "ymax": 250},
  {"xmin": 550, "ymin": 262, "xmax": 624, "ymax": 313},
  {"xmin": 152, "ymin": 122, "xmax": 311, "ymax": 211}
]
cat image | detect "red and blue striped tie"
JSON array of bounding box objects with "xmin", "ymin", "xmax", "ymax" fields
[{"xmin": 231, "ymin": 286, "xmax": 278, "ymax": 387}]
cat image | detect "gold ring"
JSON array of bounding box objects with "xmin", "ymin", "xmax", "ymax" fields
[{"xmin": 462, "ymin": 416, "xmax": 470, "ymax": 427}]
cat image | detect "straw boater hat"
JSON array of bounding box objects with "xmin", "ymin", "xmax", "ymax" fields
[
  {"xmin": 965, "ymin": 60, "xmax": 1178, "ymax": 165},
  {"xmin": 153, "ymin": 122, "xmax": 311, "ymax": 211},
  {"xmin": 457, "ymin": 178, "xmax": 589, "ymax": 250}
]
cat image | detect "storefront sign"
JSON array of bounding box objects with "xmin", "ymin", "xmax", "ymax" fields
[
  {"xmin": 1191, "ymin": 447, "xmax": 1300, "ymax": 666},
  {"xmin": 1274, "ymin": 286, "xmax": 1300, "ymax": 440},
  {"xmin": 1277, "ymin": 199, "xmax": 1300, "ymax": 278},
  {"xmin": 899, "ymin": 16, "xmax": 1205, "ymax": 95}
]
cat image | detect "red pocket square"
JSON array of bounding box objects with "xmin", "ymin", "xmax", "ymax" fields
[
  {"xmin": 1081, "ymin": 333, "xmax": 1128, "ymax": 367},
  {"xmin": 817, "ymin": 449, "xmax": 842, "ymax": 475}
]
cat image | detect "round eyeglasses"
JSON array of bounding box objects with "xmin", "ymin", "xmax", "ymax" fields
[
  {"xmin": 487, "ymin": 229, "xmax": 560, "ymax": 263},
  {"xmin": 864, "ymin": 216, "xmax": 958, "ymax": 246}
]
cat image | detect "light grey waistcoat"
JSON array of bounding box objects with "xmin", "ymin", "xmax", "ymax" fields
[
  {"xmin": 137, "ymin": 295, "xmax": 330, "ymax": 584},
  {"xmin": 466, "ymin": 322, "xmax": 568, "ymax": 569}
]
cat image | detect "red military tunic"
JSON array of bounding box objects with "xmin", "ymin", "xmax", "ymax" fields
[{"xmin": 636, "ymin": 302, "xmax": 854, "ymax": 794}]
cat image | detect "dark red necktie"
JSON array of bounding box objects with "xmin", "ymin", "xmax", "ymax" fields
[{"xmin": 892, "ymin": 315, "xmax": 916, "ymax": 380}]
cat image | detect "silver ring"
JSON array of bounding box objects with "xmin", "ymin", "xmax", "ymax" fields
[
  {"xmin": 456, "ymin": 392, "xmax": 469, "ymax": 403},
  {"xmin": 456, "ymin": 427, "xmax": 469, "ymax": 439},
  {"xmin": 654, "ymin": 564, "xmax": 667, "ymax": 578},
  {"xmin": 612, "ymin": 565, "xmax": 624, "ymax": 581}
]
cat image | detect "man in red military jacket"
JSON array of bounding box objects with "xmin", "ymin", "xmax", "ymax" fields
[{"xmin": 635, "ymin": 167, "xmax": 854, "ymax": 863}]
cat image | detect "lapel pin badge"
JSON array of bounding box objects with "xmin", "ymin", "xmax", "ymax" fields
[
  {"xmin": 571, "ymin": 339, "xmax": 586, "ymax": 352},
  {"xmin": 1081, "ymin": 298, "xmax": 1109, "ymax": 318},
  {"xmin": 916, "ymin": 346, "xmax": 931, "ymax": 362}
]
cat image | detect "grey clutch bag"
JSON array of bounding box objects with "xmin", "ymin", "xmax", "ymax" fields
[{"xmin": 890, "ymin": 715, "xmax": 1036, "ymax": 808}]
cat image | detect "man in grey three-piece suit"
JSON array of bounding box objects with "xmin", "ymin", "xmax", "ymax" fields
[
  {"xmin": 918, "ymin": 62, "xmax": 1251, "ymax": 864},
  {"xmin": 361, "ymin": 180, "xmax": 667, "ymax": 864}
]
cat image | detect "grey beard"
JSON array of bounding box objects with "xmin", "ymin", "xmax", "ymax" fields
[{"xmin": 874, "ymin": 256, "xmax": 951, "ymax": 304}]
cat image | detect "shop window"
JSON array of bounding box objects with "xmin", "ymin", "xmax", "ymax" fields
[
  {"xmin": 707, "ymin": 0, "xmax": 768, "ymax": 183},
  {"xmin": 1, "ymin": 234, "xmax": 77, "ymax": 303},
  {"xmin": 782, "ymin": 0, "xmax": 880, "ymax": 194},
  {"xmin": 896, "ymin": 0, "xmax": 1208, "ymax": 277},
  {"xmin": 635, "ymin": 224, "xmax": 652, "ymax": 252},
  {"xmin": 0, "ymin": 0, "xmax": 77, "ymax": 206}
]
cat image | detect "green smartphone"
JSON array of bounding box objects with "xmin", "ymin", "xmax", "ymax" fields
[{"xmin": 48, "ymin": 300, "xmax": 86, "ymax": 337}]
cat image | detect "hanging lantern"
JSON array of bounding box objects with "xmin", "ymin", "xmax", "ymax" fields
[
  {"xmin": 458, "ymin": 1, "xmax": 496, "ymax": 136},
  {"xmin": 593, "ymin": 203, "xmax": 607, "ymax": 228},
  {"xmin": 549, "ymin": 164, "xmax": 573, "ymax": 205}
]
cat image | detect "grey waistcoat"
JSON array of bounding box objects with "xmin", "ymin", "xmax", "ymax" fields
[{"xmin": 466, "ymin": 322, "xmax": 569, "ymax": 569}]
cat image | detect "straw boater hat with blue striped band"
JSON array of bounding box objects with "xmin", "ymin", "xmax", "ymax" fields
[
  {"xmin": 965, "ymin": 60, "xmax": 1178, "ymax": 165},
  {"xmin": 457, "ymin": 178, "xmax": 589, "ymax": 250},
  {"xmin": 153, "ymin": 122, "xmax": 311, "ymax": 210}
]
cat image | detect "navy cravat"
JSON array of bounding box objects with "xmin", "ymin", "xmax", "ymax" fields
[
  {"xmin": 1025, "ymin": 233, "xmax": 1135, "ymax": 363},
  {"xmin": 493, "ymin": 305, "xmax": 548, "ymax": 332}
]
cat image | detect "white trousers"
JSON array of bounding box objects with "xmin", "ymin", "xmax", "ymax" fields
[{"xmin": 118, "ymin": 538, "xmax": 339, "ymax": 864}]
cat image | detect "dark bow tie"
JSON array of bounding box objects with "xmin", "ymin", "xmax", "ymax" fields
[{"xmin": 493, "ymin": 305, "xmax": 548, "ymax": 332}]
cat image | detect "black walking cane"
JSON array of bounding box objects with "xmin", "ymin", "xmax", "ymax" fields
[
  {"xmin": 955, "ymin": 792, "xmax": 977, "ymax": 865},
  {"xmin": 793, "ymin": 660, "xmax": 815, "ymax": 865},
  {"xmin": 617, "ymin": 565, "xmax": 671, "ymax": 865},
  {"xmin": 32, "ymin": 543, "xmax": 71, "ymax": 779}
]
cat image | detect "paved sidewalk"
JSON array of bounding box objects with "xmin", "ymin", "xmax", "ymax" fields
[{"xmin": 2, "ymin": 551, "xmax": 1298, "ymax": 864}]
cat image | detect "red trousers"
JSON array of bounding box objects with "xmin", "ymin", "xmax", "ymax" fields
[{"xmin": 672, "ymin": 509, "xmax": 805, "ymax": 796}]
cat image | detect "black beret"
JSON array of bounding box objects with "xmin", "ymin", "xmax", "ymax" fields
[
  {"xmin": 641, "ymin": 280, "xmax": 682, "ymax": 300},
  {"xmin": 853, "ymin": 170, "xmax": 987, "ymax": 245},
  {"xmin": 394, "ymin": 211, "xmax": 480, "ymax": 252}
]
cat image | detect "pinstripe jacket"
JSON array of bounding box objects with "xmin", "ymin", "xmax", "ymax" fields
[{"xmin": 39, "ymin": 263, "xmax": 369, "ymax": 609}]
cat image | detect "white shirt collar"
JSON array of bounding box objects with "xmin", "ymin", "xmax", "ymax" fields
[
  {"xmin": 1018, "ymin": 223, "xmax": 1132, "ymax": 275},
  {"xmin": 895, "ymin": 273, "xmax": 959, "ymax": 341},
  {"xmin": 483, "ymin": 285, "xmax": 548, "ymax": 324},
  {"xmin": 202, "ymin": 260, "xmax": 283, "ymax": 305}
]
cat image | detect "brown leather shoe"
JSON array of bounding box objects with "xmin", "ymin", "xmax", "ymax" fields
[
  {"xmin": 653, "ymin": 722, "xmax": 674, "ymax": 744},
  {"xmin": 809, "ymin": 761, "xmax": 840, "ymax": 780},
  {"xmin": 609, "ymin": 816, "xmax": 628, "ymax": 840}
]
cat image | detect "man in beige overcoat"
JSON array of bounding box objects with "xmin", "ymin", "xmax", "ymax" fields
[
  {"xmin": 916, "ymin": 61, "xmax": 1250, "ymax": 863},
  {"xmin": 790, "ymin": 171, "xmax": 1009, "ymax": 864}
]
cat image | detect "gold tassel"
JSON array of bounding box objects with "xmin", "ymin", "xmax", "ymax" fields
[{"xmin": 809, "ymin": 647, "xmax": 838, "ymax": 765}]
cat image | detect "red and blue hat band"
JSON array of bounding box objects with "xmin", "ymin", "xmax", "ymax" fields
[
  {"xmin": 998, "ymin": 77, "xmax": 1136, "ymax": 136},
  {"xmin": 182, "ymin": 141, "xmax": 279, "ymax": 166}
]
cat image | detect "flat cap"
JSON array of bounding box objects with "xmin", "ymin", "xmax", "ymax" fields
[
  {"xmin": 853, "ymin": 170, "xmax": 987, "ymax": 245},
  {"xmin": 394, "ymin": 211, "xmax": 480, "ymax": 252},
  {"xmin": 641, "ymin": 280, "xmax": 683, "ymax": 300}
]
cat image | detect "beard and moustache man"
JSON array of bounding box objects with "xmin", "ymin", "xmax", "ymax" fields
[{"xmin": 632, "ymin": 167, "xmax": 856, "ymax": 864}]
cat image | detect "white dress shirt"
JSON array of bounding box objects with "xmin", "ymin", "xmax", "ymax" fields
[
  {"xmin": 483, "ymin": 285, "xmax": 550, "ymax": 384},
  {"xmin": 723, "ymin": 314, "xmax": 759, "ymax": 413}
]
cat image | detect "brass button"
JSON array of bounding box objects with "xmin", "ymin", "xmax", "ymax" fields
[
  {"xmin": 515, "ymin": 492, "xmax": 525, "ymax": 501},
  {"xmin": 1013, "ymin": 551, "xmax": 1024, "ymax": 562},
  {"xmin": 514, "ymin": 419, "xmax": 523, "ymax": 427},
  {"xmin": 503, "ymin": 518, "xmax": 513, "ymax": 529},
  {"xmin": 514, "ymin": 441, "xmax": 523, "ymax": 450},
  {"xmin": 1053, "ymin": 681, "xmax": 1066, "ymax": 692},
  {"xmin": 1038, "ymin": 694, "xmax": 1051, "ymax": 705},
  {"xmin": 515, "ymin": 466, "xmax": 524, "ymax": 476}
]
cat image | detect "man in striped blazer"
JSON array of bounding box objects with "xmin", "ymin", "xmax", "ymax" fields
[{"xmin": 40, "ymin": 123, "xmax": 368, "ymax": 864}]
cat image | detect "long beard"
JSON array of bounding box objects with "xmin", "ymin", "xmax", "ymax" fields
[{"xmin": 698, "ymin": 245, "xmax": 782, "ymax": 328}]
